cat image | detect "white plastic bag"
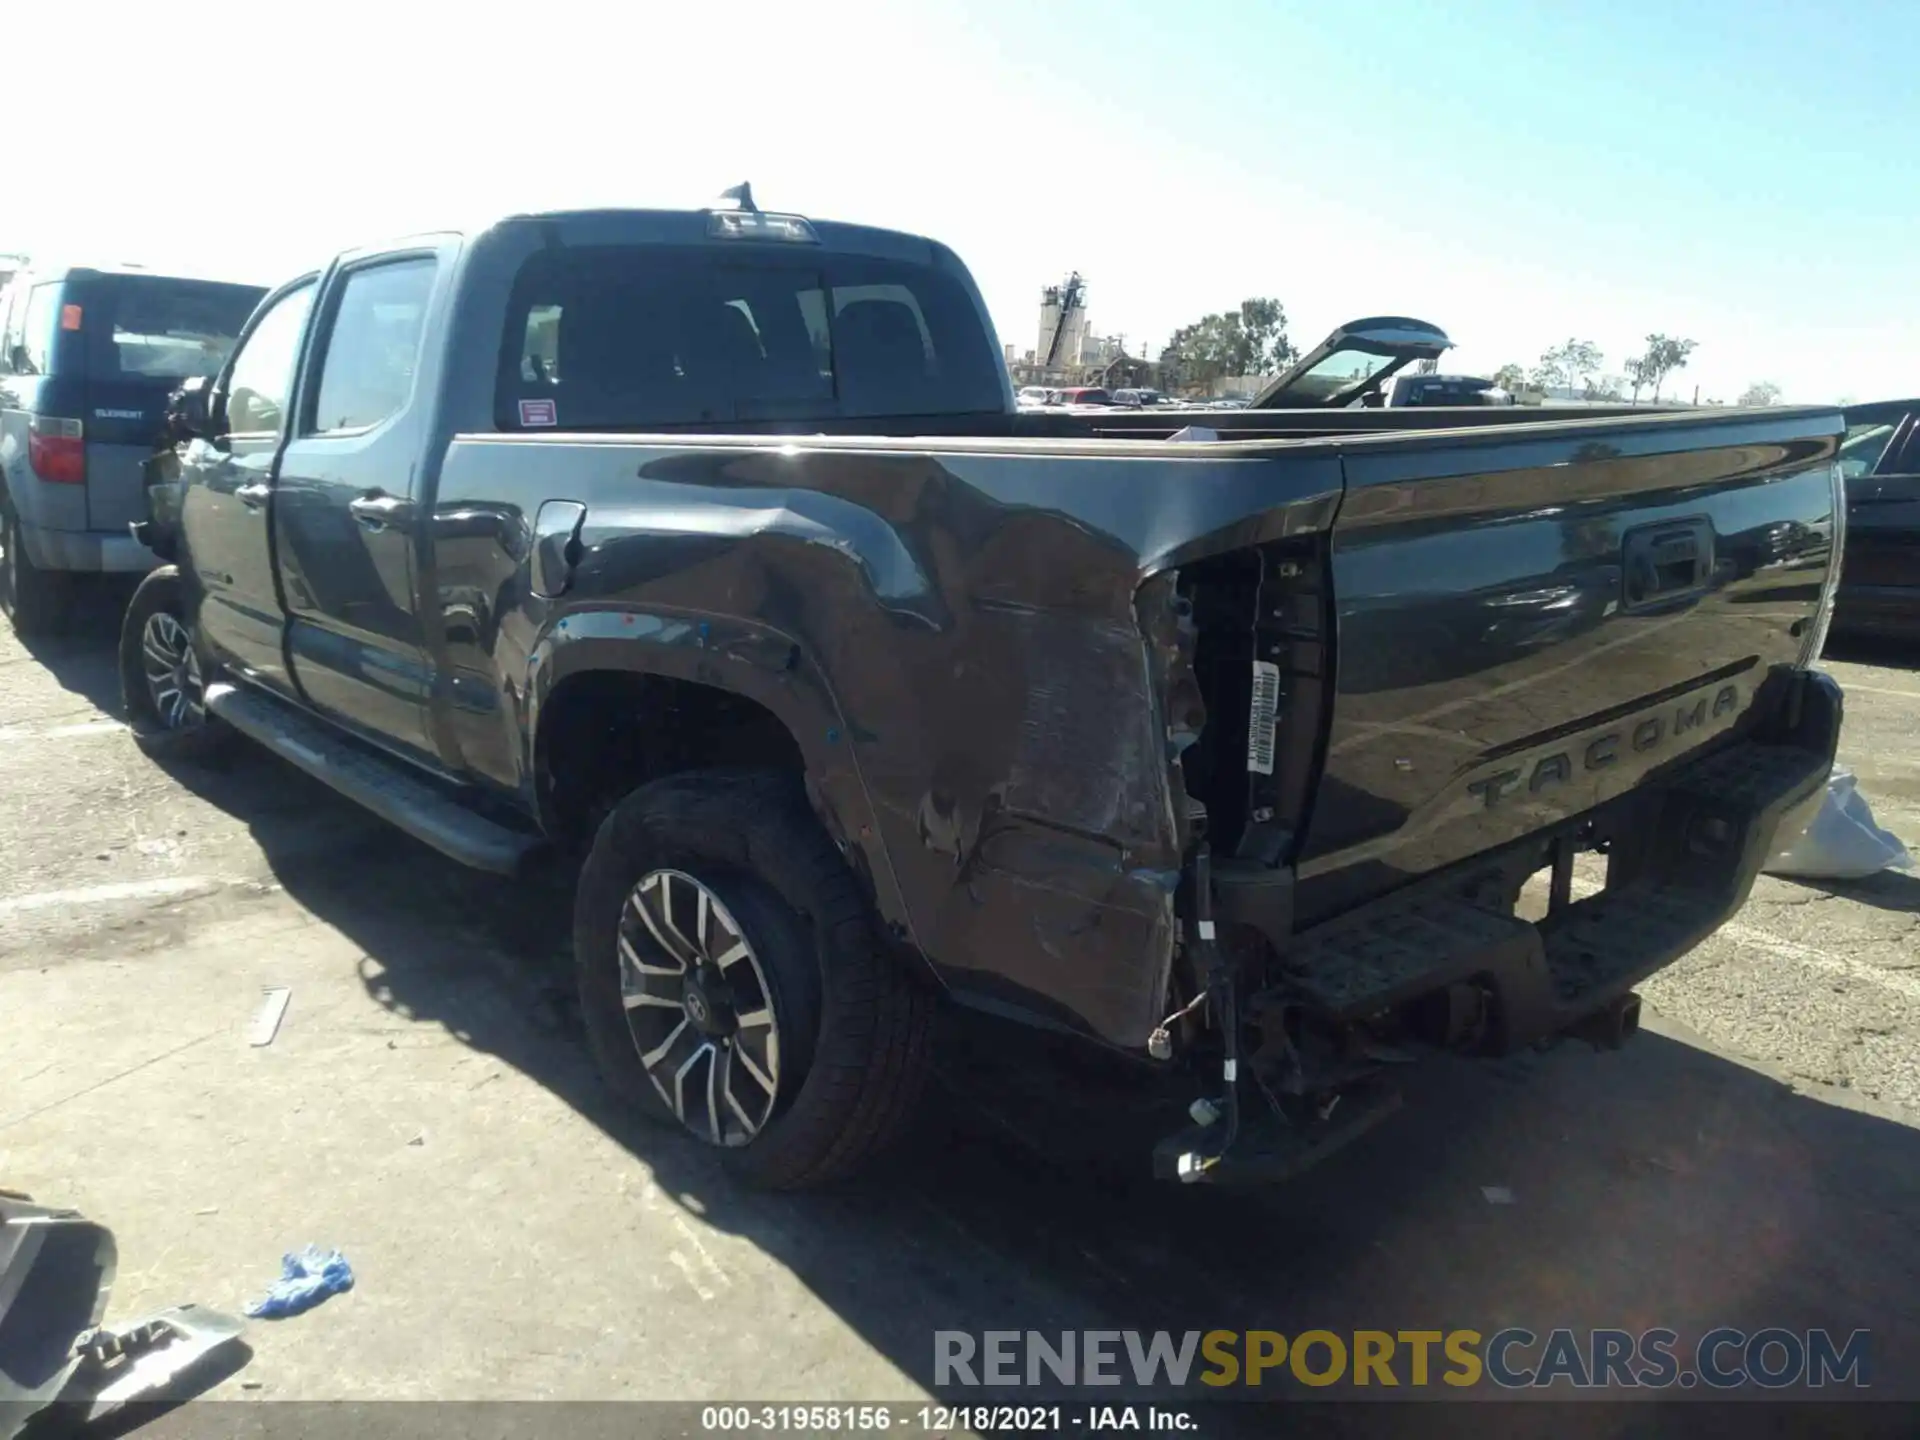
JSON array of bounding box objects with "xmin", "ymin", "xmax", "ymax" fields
[{"xmin": 1763, "ymin": 766, "xmax": 1914, "ymax": 880}]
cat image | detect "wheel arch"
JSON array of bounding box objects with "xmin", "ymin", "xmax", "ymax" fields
[{"xmin": 526, "ymin": 605, "xmax": 915, "ymax": 949}]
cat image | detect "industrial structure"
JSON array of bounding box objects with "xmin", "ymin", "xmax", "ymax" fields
[{"xmin": 1008, "ymin": 273, "xmax": 1148, "ymax": 388}]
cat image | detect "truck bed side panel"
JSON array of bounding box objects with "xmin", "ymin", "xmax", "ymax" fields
[
  {"xmin": 1300, "ymin": 411, "xmax": 1841, "ymax": 924},
  {"xmin": 433, "ymin": 437, "xmax": 1341, "ymax": 1047}
]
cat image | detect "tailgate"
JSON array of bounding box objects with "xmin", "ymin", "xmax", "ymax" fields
[
  {"xmin": 1296, "ymin": 407, "xmax": 1843, "ymax": 923},
  {"xmin": 84, "ymin": 379, "xmax": 174, "ymax": 532}
]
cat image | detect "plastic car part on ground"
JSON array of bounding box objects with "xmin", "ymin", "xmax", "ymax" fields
[
  {"xmin": 244, "ymin": 1246, "xmax": 354, "ymax": 1319},
  {"xmin": 0, "ymin": 1193, "xmax": 247, "ymax": 1440},
  {"xmin": 1763, "ymin": 766, "xmax": 1915, "ymax": 881},
  {"xmin": 0, "ymin": 1196, "xmax": 115, "ymax": 1439}
]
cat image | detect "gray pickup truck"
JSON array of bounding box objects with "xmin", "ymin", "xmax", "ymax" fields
[{"xmin": 123, "ymin": 192, "xmax": 1845, "ymax": 1190}]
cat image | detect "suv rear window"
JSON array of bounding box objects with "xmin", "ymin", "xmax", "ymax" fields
[
  {"xmin": 497, "ymin": 245, "xmax": 1003, "ymax": 429},
  {"xmin": 76, "ymin": 275, "xmax": 264, "ymax": 381}
]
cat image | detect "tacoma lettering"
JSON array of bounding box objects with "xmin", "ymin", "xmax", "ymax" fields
[{"xmin": 1469, "ymin": 684, "xmax": 1744, "ymax": 810}]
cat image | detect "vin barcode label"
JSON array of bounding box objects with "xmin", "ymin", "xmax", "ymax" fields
[{"xmin": 1247, "ymin": 660, "xmax": 1281, "ymax": 774}]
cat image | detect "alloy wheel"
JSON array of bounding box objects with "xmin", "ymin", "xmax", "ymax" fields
[
  {"xmin": 618, "ymin": 869, "xmax": 782, "ymax": 1146},
  {"xmin": 140, "ymin": 610, "xmax": 205, "ymax": 730}
]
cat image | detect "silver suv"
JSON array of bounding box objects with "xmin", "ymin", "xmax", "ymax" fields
[{"xmin": 0, "ymin": 263, "xmax": 265, "ymax": 633}]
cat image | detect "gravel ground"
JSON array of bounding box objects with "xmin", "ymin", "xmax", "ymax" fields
[{"xmin": 2, "ymin": 587, "xmax": 1917, "ymax": 1433}]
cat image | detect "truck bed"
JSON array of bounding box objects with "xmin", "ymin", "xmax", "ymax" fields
[{"xmin": 433, "ymin": 404, "xmax": 1843, "ymax": 1048}]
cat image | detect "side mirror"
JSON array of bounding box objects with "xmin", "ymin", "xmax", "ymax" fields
[{"xmin": 166, "ymin": 376, "xmax": 215, "ymax": 441}]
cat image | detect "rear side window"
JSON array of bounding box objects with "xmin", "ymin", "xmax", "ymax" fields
[
  {"xmin": 310, "ymin": 258, "xmax": 436, "ymax": 434},
  {"xmin": 84, "ymin": 276, "xmax": 264, "ymax": 381},
  {"xmin": 0, "ymin": 280, "xmax": 22, "ymax": 373},
  {"xmin": 16, "ymin": 284, "xmax": 63, "ymax": 376},
  {"xmin": 497, "ymin": 243, "xmax": 1002, "ymax": 430}
]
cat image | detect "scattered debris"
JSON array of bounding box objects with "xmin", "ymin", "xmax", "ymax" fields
[
  {"xmin": 194, "ymin": 1206, "xmax": 219, "ymax": 1216},
  {"xmin": 1765, "ymin": 766, "xmax": 1914, "ymax": 881},
  {"xmin": 248, "ymin": 987, "xmax": 292, "ymax": 1048},
  {"xmin": 244, "ymin": 1246, "xmax": 354, "ymax": 1320},
  {"xmin": 1480, "ymin": 1186, "xmax": 1516, "ymax": 1205},
  {"xmin": 1, "ymin": 1194, "xmax": 247, "ymax": 1438},
  {"xmin": 73, "ymin": 1304, "xmax": 246, "ymax": 1409}
]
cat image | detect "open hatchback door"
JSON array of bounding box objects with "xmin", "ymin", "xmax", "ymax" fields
[{"xmin": 1248, "ymin": 315, "xmax": 1453, "ymax": 408}]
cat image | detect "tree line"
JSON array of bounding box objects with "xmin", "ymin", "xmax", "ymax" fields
[
  {"xmin": 1156, "ymin": 299, "xmax": 1297, "ymax": 390},
  {"xmin": 1156, "ymin": 300, "xmax": 1784, "ymax": 406},
  {"xmin": 1495, "ymin": 334, "xmax": 1704, "ymax": 404}
]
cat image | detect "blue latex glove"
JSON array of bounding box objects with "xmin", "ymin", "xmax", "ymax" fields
[{"xmin": 244, "ymin": 1245, "xmax": 354, "ymax": 1319}]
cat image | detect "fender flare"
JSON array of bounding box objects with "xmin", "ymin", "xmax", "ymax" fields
[{"xmin": 524, "ymin": 604, "xmax": 917, "ymax": 950}]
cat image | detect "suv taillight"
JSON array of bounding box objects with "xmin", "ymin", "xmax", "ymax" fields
[{"xmin": 27, "ymin": 415, "xmax": 85, "ymax": 484}]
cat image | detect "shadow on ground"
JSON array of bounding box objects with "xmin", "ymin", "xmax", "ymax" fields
[
  {"xmin": 7, "ymin": 574, "xmax": 140, "ymax": 717},
  {"xmin": 142, "ymin": 733, "xmax": 1920, "ymax": 1434},
  {"xmin": 1783, "ymin": 869, "xmax": 1920, "ymax": 914},
  {"xmin": 1823, "ymin": 632, "xmax": 1920, "ymax": 674}
]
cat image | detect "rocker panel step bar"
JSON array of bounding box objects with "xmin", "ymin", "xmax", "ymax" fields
[{"xmin": 204, "ymin": 682, "xmax": 544, "ymax": 876}]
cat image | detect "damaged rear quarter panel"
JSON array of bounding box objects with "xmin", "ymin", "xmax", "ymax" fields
[{"xmin": 438, "ymin": 435, "xmax": 1341, "ymax": 1048}]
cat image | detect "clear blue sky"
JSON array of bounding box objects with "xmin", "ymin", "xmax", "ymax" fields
[{"xmin": 9, "ymin": 0, "xmax": 1913, "ymax": 402}]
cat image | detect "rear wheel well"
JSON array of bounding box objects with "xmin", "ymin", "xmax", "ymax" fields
[{"xmin": 537, "ymin": 670, "xmax": 808, "ymax": 848}]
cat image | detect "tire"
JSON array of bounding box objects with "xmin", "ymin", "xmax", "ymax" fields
[
  {"xmin": 118, "ymin": 565, "xmax": 232, "ymax": 761},
  {"xmin": 574, "ymin": 770, "xmax": 932, "ymax": 1189},
  {"xmin": 0, "ymin": 504, "xmax": 70, "ymax": 637}
]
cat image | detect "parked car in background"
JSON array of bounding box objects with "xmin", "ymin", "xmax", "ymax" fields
[
  {"xmin": 1830, "ymin": 398, "xmax": 1920, "ymax": 643},
  {"xmin": 1051, "ymin": 385, "xmax": 1114, "ymax": 406},
  {"xmin": 1249, "ymin": 317, "xmax": 1453, "ymax": 408},
  {"xmin": 1015, "ymin": 385, "xmax": 1054, "ymax": 408},
  {"xmin": 1384, "ymin": 372, "xmax": 1515, "ymax": 407},
  {"xmin": 0, "ymin": 263, "xmax": 267, "ymax": 633}
]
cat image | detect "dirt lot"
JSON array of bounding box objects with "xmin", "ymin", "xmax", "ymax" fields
[{"xmin": 4, "ymin": 590, "xmax": 1919, "ymax": 1434}]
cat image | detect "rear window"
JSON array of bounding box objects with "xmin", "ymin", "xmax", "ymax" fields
[
  {"xmin": 79, "ymin": 275, "xmax": 265, "ymax": 381},
  {"xmin": 496, "ymin": 244, "xmax": 1003, "ymax": 430}
]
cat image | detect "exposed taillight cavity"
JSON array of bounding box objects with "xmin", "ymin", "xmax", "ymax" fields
[{"xmin": 27, "ymin": 415, "xmax": 85, "ymax": 484}]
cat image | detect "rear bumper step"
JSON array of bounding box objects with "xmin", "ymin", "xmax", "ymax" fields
[
  {"xmin": 204, "ymin": 682, "xmax": 545, "ymax": 876},
  {"xmin": 1158, "ymin": 681, "xmax": 1839, "ymax": 1185},
  {"xmin": 1273, "ymin": 733, "xmax": 1835, "ymax": 1053}
]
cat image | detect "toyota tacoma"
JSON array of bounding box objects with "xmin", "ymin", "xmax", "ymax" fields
[{"xmin": 122, "ymin": 190, "xmax": 1846, "ymax": 1189}]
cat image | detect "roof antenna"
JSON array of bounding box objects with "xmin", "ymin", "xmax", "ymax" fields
[{"xmin": 714, "ymin": 182, "xmax": 758, "ymax": 213}]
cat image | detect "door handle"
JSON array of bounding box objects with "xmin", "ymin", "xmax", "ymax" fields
[
  {"xmin": 348, "ymin": 493, "xmax": 410, "ymax": 532},
  {"xmin": 235, "ymin": 483, "xmax": 271, "ymax": 508}
]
